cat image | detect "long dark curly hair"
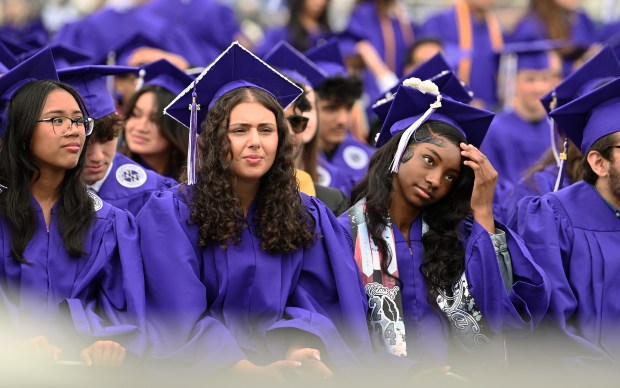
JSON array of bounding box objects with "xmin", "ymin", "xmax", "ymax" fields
[
  {"xmin": 0, "ymin": 80, "xmax": 94, "ymax": 264},
  {"xmin": 351, "ymin": 121, "xmax": 474, "ymax": 291},
  {"xmin": 187, "ymin": 87, "xmax": 316, "ymax": 253}
]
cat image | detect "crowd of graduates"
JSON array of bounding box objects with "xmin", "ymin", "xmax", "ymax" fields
[{"xmin": 0, "ymin": 0, "xmax": 620, "ymax": 385}]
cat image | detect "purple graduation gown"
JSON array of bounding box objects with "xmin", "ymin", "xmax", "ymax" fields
[
  {"xmin": 337, "ymin": 212, "xmax": 549, "ymax": 368},
  {"xmin": 511, "ymin": 181, "xmax": 620, "ymax": 363},
  {"xmin": 481, "ymin": 111, "xmax": 551, "ymax": 186},
  {"xmin": 420, "ymin": 8, "xmax": 502, "ymax": 108},
  {"xmin": 319, "ymin": 134, "xmax": 374, "ymax": 197},
  {"xmin": 96, "ymin": 153, "xmax": 177, "ymax": 216},
  {"xmin": 499, "ymin": 163, "xmax": 572, "ymax": 223},
  {"xmin": 0, "ymin": 194, "xmax": 146, "ymax": 360},
  {"xmin": 138, "ymin": 186, "xmax": 371, "ymax": 374}
]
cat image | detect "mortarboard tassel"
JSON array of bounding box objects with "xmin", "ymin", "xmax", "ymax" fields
[
  {"xmin": 548, "ymin": 93, "xmax": 561, "ymax": 167},
  {"xmin": 500, "ymin": 52, "xmax": 517, "ymax": 111},
  {"xmin": 553, "ymin": 137, "xmax": 568, "ymax": 192},
  {"xmin": 134, "ymin": 68, "xmax": 145, "ymax": 92},
  {"xmin": 390, "ymin": 94, "xmax": 442, "ymax": 173},
  {"xmin": 187, "ymin": 82, "xmax": 200, "ymax": 185}
]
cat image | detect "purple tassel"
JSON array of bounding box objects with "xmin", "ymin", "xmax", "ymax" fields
[{"xmin": 187, "ymin": 82, "xmax": 199, "ymax": 185}]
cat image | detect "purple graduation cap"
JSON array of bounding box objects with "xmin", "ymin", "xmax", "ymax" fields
[
  {"xmin": 164, "ymin": 41, "xmax": 303, "ymax": 184},
  {"xmin": 541, "ymin": 45, "xmax": 620, "ymax": 113},
  {"xmin": 58, "ymin": 65, "xmax": 140, "ymax": 120},
  {"xmin": 541, "ymin": 46, "xmax": 620, "ymax": 191},
  {"xmin": 19, "ymin": 43, "xmax": 92, "ymax": 69},
  {"xmin": 0, "ymin": 46, "xmax": 58, "ymax": 104},
  {"xmin": 0, "ymin": 41, "xmax": 18, "ymax": 70},
  {"xmin": 263, "ymin": 41, "xmax": 328, "ymax": 88},
  {"xmin": 141, "ymin": 59, "xmax": 194, "ymax": 96},
  {"xmin": 92, "ymin": 31, "xmax": 162, "ymax": 66},
  {"xmin": 372, "ymin": 52, "xmax": 474, "ymax": 120},
  {"xmin": 500, "ymin": 40, "xmax": 560, "ymax": 71},
  {"xmin": 550, "ymin": 76, "xmax": 620, "ymax": 155},
  {"xmin": 0, "ymin": 34, "xmax": 35, "ymax": 56},
  {"xmin": 376, "ymin": 81, "xmax": 494, "ymax": 172},
  {"xmin": 407, "ymin": 52, "xmax": 455, "ymax": 82},
  {"xmin": 498, "ymin": 40, "xmax": 564, "ymax": 109},
  {"xmin": 0, "ymin": 46, "xmax": 58, "ymax": 135},
  {"xmin": 305, "ymin": 39, "xmax": 348, "ymax": 78}
]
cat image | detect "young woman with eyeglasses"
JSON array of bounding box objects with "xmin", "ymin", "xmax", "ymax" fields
[{"xmin": 0, "ymin": 65, "xmax": 145, "ymax": 367}]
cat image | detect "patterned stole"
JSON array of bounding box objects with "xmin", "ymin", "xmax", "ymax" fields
[
  {"xmin": 348, "ymin": 199, "xmax": 407, "ymax": 356},
  {"xmin": 348, "ymin": 198, "xmax": 492, "ymax": 357},
  {"xmin": 456, "ymin": 0, "xmax": 503, "ymax": 85}
]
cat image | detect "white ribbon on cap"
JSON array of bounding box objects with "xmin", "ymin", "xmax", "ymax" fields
[{"xmin": 390, "ymin": 77, "xmax": 443, "ymax": 174}]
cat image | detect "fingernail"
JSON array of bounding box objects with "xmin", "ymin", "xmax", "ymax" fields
[
  {"xmin": 293, "ymin": 361, "xmax": 302, "ymax": 367},
  {"xmin": 314, "ymin": 353, "xmax": 321, "ymax": 361}
]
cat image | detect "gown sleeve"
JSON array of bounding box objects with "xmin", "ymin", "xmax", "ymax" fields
[
  {"xmin": 264, "ymin": 195, "xmax": 372, "ymax": 375},
  {"xmin": 464, "ymin": 218, "xmax": 550, "ymax": 334},
  {"xmin": 136, "ymin": 189, "xmax": 245, "ymax": 372},
  {"xmin": 61, "ymin": 206, "xmax": 147, "ymax": 360}
]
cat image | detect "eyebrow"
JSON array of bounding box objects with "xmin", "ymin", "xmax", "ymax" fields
[
  {"xmin": 229, "ymin": 122, "xmax": 276, "ymax": 127},
  {"xmin": 428, "ymin": 148, "xmax": 443, "ymax": 162},
  {"xmin": 428, "ymin": 146, "xmax": 460, "ymax": 174},
  {"xmin": 42, "ymin": 109, "xmax": 83, "ymax": 116}
]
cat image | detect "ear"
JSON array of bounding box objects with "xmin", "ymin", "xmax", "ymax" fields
[{"xmin": 587, "ymin": 150, "xmax": 610, "ymax": 178}]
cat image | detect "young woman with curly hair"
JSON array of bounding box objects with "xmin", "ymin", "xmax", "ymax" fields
[
  {"xmin": 0, "ymin": 49, "xmax": 145, "ymax": 367},
  {"xmin": 137, "ymin": 43, "xmax": 371, "ymax": 379},
  {"xmin": 337, "ymin": 81, "xmax": 549, "ymax": 377}
]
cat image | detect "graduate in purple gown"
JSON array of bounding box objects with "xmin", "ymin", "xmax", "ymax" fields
[
  {"xmin": 305, "ymin": 41, "xmax": 374, "ymax": 197},
  {"xmin": 345, "ymin": 0, "xmax": 415, "ymax": 78},
  {"xmin": 337, "ymin": 78, "xmax": 549, "ymax": 376},
  {"xmin": 58, "ymin": 65, "xmax": 177, "ymax": 216},
  {"xmin": 511, "ymin": 76, "xmax": 620, "ymax": 367},
  {"xmin": 499, "ymin": 45, "xmax": 620, "ymax": 222},
  {"xmin": 138, "ymin": 42, "xmax": 371, "ymax": 378},
  {"xmin": 0, "ymin": 48, "xmax": 145, "ymax": 366},
  {"xmin": 419, "ymin": 0, "xmax": 504, "ymax": 109},
  {"xmin": 508, "ymin": 0, "xmax": 599, "ymax": 76},
  {"xmin": 341, "ymin": 0, "xmax": 416, "ymax": 106},
  {"xmin": 254, "ymin": 0, "xmax": 332, "ymax": 58},
  {"xmin": 481, "ymin": 42, "xmax": 561, "ymax": 209},
  {"xmin": 121, "ymin": 59, "xmax": 192, "ymax": 180}
]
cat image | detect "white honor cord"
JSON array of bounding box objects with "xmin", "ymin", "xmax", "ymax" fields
[{"xmin": 549, "ymin": 116, "xmax": 560, "ymax": 167}]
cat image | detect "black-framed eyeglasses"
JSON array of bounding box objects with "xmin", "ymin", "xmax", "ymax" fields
[
  {"xmin": 36, "ymin": 116, "xmax": 94, "ymax": 136},
  {"xmin": 287, "ymin": 115, "xmax": 309, "ymax": 134},
  {"xmin": 607, "ymin": 145, "xmax": 620, "ymax": 150}
]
